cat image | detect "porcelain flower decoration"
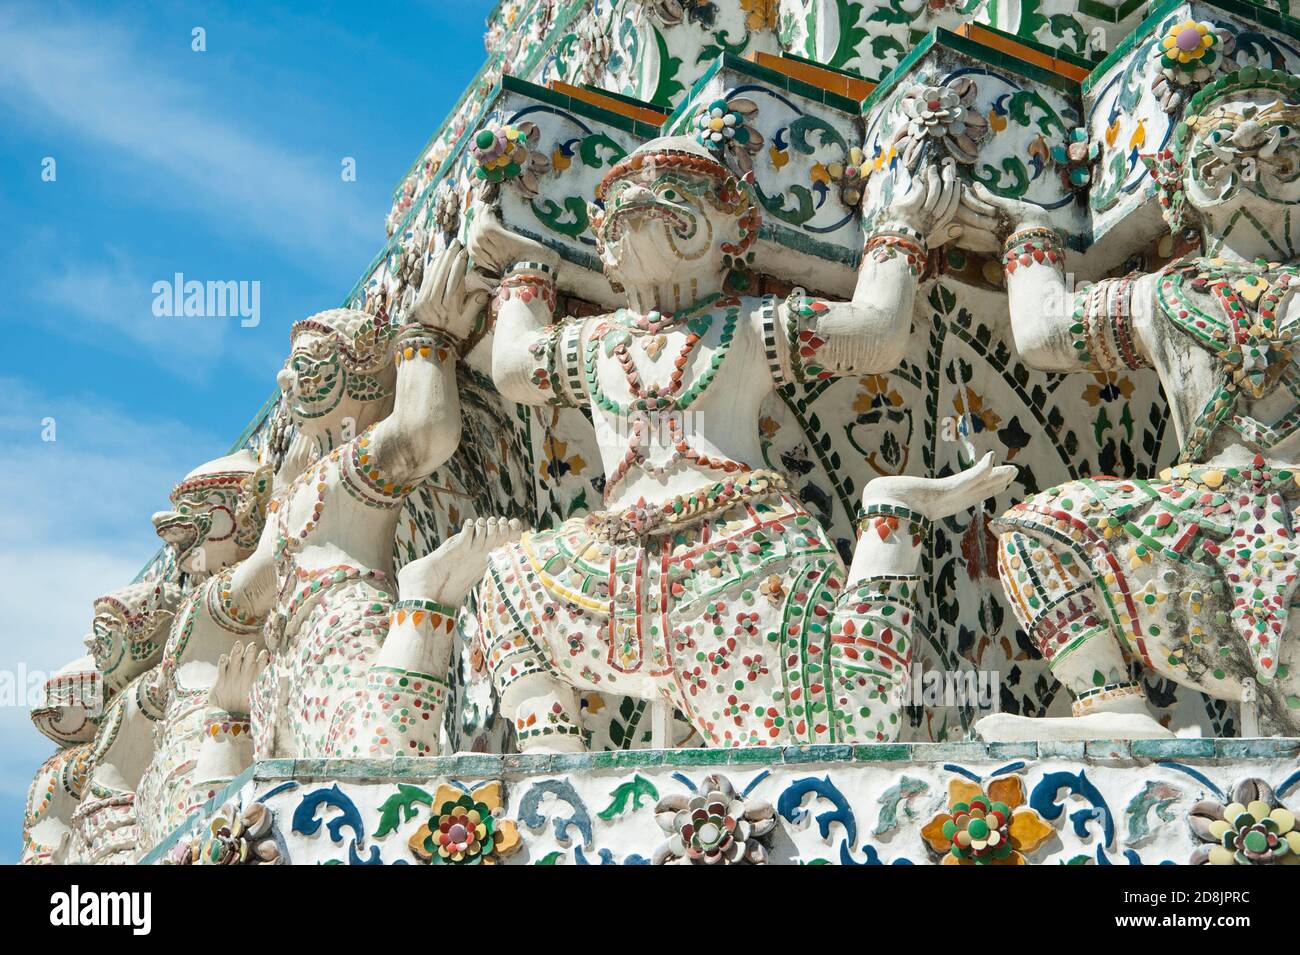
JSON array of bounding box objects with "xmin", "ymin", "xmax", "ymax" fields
[
  {"xmin": 921, "ymin": 775, "xmax": 1053, "ymax": 865},
  {"xmin": 409, "ymin": 781, "xmax": 521, "ymax": 865},
  {"xmin": 893, "ymin": 77, "xmax": 988, "ymax": 167},
  {"xmin": 471, "ymin": 121, "xmax": 551, "ymax": 197},
  {"xmin": 653, "ymin": 774, "xmax": 776, "ymax": 864},
  {"xmin": 1189, "ymin": 778, "xmax": 1300, "ymax": 865}
]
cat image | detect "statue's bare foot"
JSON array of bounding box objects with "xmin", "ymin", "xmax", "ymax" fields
[
  {"xmin": 208, "ymin": 642, "xmax": 269, "ymax": 716},
  {"xmin": 398, "ymin": 516, "xmax": 525, "ymax": 606},
  {"xmin": 863, "ymin": 452, "xmax": 1017, "ymax": 521},
  {"xmin": 975, "ymin": 711, "xmax": 1175, "ymax": 742}
]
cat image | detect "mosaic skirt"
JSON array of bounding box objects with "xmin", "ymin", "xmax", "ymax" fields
[
  {"xmin": 252, "ymin": 568, "xmax": 393, "ymax": 759},
  {"xmin": 995, "ymin": 458, "xmax": 1300, "ymax": 732},
  {"xmin": 479, "ymin": 475, "xmax": 918, "ymax": 746}
]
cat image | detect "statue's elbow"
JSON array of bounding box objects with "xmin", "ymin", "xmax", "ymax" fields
[
  {"xmin": 1010, "ymin": 320, "xmax": 1071, "ymax": 372},
  {"xmin": 491, "ymin": 356, "xmax": 544, "ymax": 407}
]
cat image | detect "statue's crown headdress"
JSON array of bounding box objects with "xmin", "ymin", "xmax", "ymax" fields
[
  {"xmin": 1171, "ymin": 67, "xmax": 1300, "ymax": 161},
  {"xmin": 290, "ymin": 308, "xmax": 397, "ymax": 377},
  {"xmin": 595, "ymin": 135, "xmax": 743, "ymax": 202}
]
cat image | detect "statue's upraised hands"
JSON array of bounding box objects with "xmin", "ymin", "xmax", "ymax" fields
[
  {"xmin": 951, "ymin": 182, "xmax": 1053, "ymax": 252},
  {"xmin": 466, "ymin": 201, "xmax": 556, "ymax": 278},
  {"xmin": 208, "ymin": 641, "xmax": 268, "ymax": 717},
  {"xmin": 410, "ymin": 239, "xmax": 492, "ymax": 343},
  {"xmin": 882, "ymin": 156, "xmax": 963, "ymax": 247}
]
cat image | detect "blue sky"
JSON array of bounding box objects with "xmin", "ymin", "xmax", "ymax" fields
[{"xmin": 0, "ymin": 0, "xmax": 497, "ymax": 862}]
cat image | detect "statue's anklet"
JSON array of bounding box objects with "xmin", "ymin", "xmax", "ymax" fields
[{"xmin": 857, "ymin": 503, "xmax": 933, "ymax": 541}]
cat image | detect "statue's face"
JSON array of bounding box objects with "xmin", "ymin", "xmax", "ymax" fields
[
  {"xmin": 152, "ymin": 481, "xmax": 242, "ymax": 577},
  {"xmin": 1184, "ymin": 93, "xmax": 1300, "ymax": 215},
  {"xmin": 597, "ymin": 166, "xmax": 738, "ymax": 288},
  {"xmin": 86, "ymin": 599, "xmax": 166, "ymax": 694},
  {"xmin": 278, "ymin": 329, "xmax": 345, "ymax": 422}
]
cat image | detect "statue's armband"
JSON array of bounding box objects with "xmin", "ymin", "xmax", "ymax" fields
[
  {"xmin": 773, "ymin": 291, "xmax": 838, "ymax": 385},
  {"xmin": 1070, "ymin": 276, "xmax": 1150, "ymax": 373}
]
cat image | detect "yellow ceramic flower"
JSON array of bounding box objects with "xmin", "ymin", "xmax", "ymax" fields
[
  {"xmin": 408, "ymin": 781, "xmax": 521, "ymax": 865},
  {"xmin": 1160, "ymin": 20, "xmax": 1217, "ymax": 66},
  {"xmin": 921, "ymin": 776, "xmax": 1054, "ymax": 865},
  {"xmin": 1164, "ymin": 20, "xmax": 1222, "ymax": 71}
]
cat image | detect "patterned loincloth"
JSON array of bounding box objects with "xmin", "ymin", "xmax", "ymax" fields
[
  {"xmin": 996, "ymin": 456, "xmax": 1300, "ymax": 684},
  {"xmin": 479, "ymin": 472, "xmax": 918, "ymax": 745}
]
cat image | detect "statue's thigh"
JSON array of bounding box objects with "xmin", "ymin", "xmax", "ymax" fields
[{"xmin": 665, "ymin": 562, "xmax": 815, "ymax": 747}]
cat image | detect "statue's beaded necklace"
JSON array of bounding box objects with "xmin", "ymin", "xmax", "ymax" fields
[
  {"xmin": 585, "ymin": 295, "xmax": 749, "ymax": 498},
  {"xmin": 585, "ymin": 294, "xmax": 735, "ymax": 415},
  {"xmin": 1157, "ymin": 257, "xmax": 1300, "ymax": 462}
]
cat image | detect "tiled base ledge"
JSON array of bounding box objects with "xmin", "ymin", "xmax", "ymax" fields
[{"xmin": 146, "ymin": 740, "xmax": 1300, "ymax": 865}]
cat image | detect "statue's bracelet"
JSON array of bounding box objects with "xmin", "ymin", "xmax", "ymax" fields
[
  {"xmin": 503, "ymin": 260, "xmax": 558, "ymax": 283},
  {"xmin": 395, "ymin": 327, "xmax": 460, "ymax": 363},
  {"xmin": 1002, "ymin": 227, "xmax": 1065, "ymax": 275},
  {"xmin": 864, "ymin": 227, "xmax": 928, "ymax": 272},
  {"xmin": 499, "ymin": 260, "xmax": 559, "ymax": 312},
  {"xmin": 857, "ymin": 502, "xmax": 933, "ymax": 539},
  {"xmin": 866, "ymin": 224, "xmax": 926, "ymax": 248}
]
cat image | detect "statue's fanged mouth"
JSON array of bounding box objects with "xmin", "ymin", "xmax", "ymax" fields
[{"xmin": 603, "ymin": 197, "xmax": 697, "ymax": 242}]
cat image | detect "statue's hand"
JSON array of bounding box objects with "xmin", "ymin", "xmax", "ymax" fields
[
  {"xmin": 411, "ymin": 239, "xmax": 491, "ymax": 343},
  {"xmin": 861, "ymin": 452, "xmax": 1016, "ymax": 521},
  {"xmin": 208, "ymin": 641, "xmax": 268, "ymax": 717},
  {"xmin": 952, "ymin": 182, "xmax": 1051, "ymax": 252},
  {"xmin": 466, "ymin": 201, "xmax": 556, "ymax": 277},
  {"xmin": 885, "ymin": 156, "xmax": 962, "ymax": 247}
]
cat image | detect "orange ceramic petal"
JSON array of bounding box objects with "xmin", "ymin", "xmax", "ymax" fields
[
  {"xmin": 408, "ymin": 823, "xmax": 434, "ymax": 861},
  {"xmin": 921, "ymin": 813, "xmax": 955, "ymax": 852},
  {"xmin": 948, "ymin": 778, "xmax": 983, "ymax": 808},
  {"xmin": 472, "ymin": 780, "xmax": 505, "ymax": 814},
  {"xmin": 432, "ymin": 784, "xmax": 462, "ymax": 810},
  {"xmin": 993, "ymin": 851, "xmax": 1027, "ymax": 865},
  {"xmin": 1008, "ymin": 809, "xmax": 1054, "ymax": 854},
  {"xmin": 495, "ymin": 820, "xmax": 521, "ymax": 857},
  {"xmin": 940, "ymin": 852, "xmax": 965, "ymax": 865},
  {"xmin": 986, "ymin": 774, "xmax": 1026, "ymax": 810}
]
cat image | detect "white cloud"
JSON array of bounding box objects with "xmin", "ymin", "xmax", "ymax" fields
[
  {"xmin": 26, "ymin": 241, "xmax": 234, "ymax": 381},
  {"xmin": 0, "ymin": 3, "xmax": 375, "ymax": 275}
]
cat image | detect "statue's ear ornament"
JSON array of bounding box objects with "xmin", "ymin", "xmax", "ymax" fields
[
  {"xmin": 234, "ymin": 464, "xmax": 274, "ymax": 550},
  {"xmin": 1141, "ymin": 147, "xmax": 1191, "ymax": 233}
]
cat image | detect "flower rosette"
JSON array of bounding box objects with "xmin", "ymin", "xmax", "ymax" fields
[
  {"xmin": 171, "ymin": 800, "xmax": 280, "ymax": 865},
  {"xmin": 921, "ymin": 776, "xmax": 1053, "ymax": 865},
  {"xmin": 1151, "ymin": 19, "xmax": 1234, "ymax": 112},
  {"xmin": 826, "ymin": 146, "xmax": 868, "ymax": 208},
  {"xmin": 1189, "ymin": 778, "xmax": 1300, "ymax": 865},
  {"xmin": 1049, "ymin": 127, "xmax": 1098, "ymax": 190},
  {"xmin": 893, "ymin": 77, "xmax": 988, "ymax": 167},
  {"xmin": 1159, "ymin": 19, "xmax": 1223, "ymax": 79},
  {"xmin": 409, "ymin": 782, "xmax": 520, "ymax": 865},
  {"xmin": 693, "ymin": 98, "xmax": 763, "ymax": 173},
  {"xmin": 470, "ymin": 122, "xmax": 550, "ymax": 198},
  {"xmin": 653, "ymin": 774, "xmax": 776, "ymax": 865}
]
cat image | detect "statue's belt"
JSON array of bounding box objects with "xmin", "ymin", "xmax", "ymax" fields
[{"xmin": 583, "ymin": 470, "xmax": 790, "ymax": 542}]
